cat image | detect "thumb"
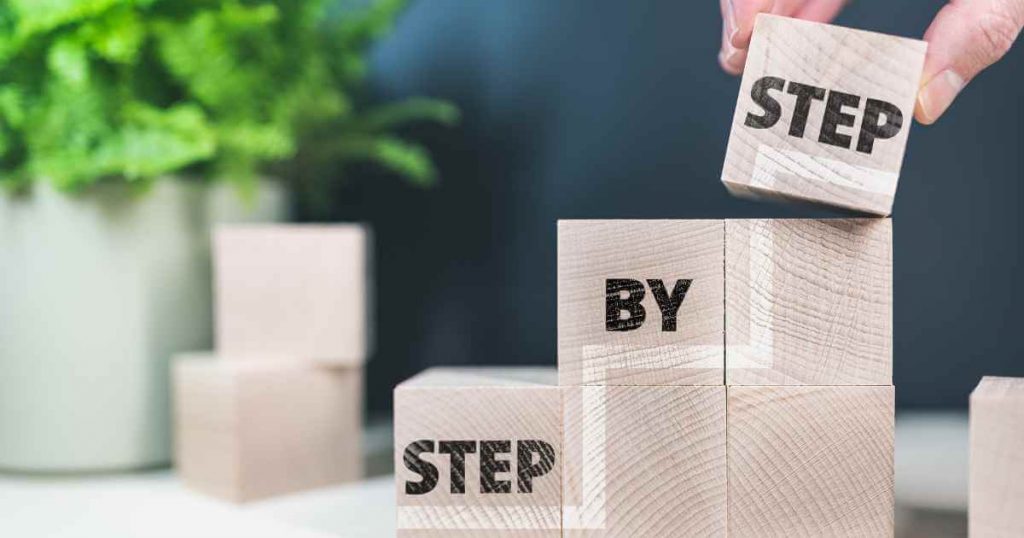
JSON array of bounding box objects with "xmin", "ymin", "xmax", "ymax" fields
[{"xmin": 916, "ymin": 0, "xmax": 1024, "ymax": 124}]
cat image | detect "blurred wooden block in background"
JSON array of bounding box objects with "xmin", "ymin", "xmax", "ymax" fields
[
  {"xmin": 970, "ymin": 376, "xmax": 1024, "ymax": 537},
  {"xmin": 728, "ymin": 385, "xmax": 894, "ymax": 537},
  {"xmin": 214, "ymin": 224, "xmax": 369, "ymax": 366},
  {"xmin": 394, "ymin": 368, "xmax": 562, "ymax": 537},
  {"xmin": 721, "ymin": 14, "xmax": 926, "ymax": 215},
  {"xmin": 558, "ymin": 220, "xmax": 724, "ymax": 386},
  {"xmin": 725, "ymin": 218, "xmax": 892, "ymax": 385},
  {"xmin": 173, "ymin": 354, "xmax": 363, "ymax": 502},
  {"xmin": 563, "ymin": 385, "xmax": 726, "ymax": 537}
]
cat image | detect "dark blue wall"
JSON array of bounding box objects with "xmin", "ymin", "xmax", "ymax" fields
[{"xmin": 328, "ymin": 1, "xmax": 1024, "ymax": 413}]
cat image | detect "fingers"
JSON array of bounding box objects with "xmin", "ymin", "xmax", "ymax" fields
[
  {"xmin": 720, "ymin": 0, "xmax": 848, "ymax": 75},
  {"xmin": 916, "ymin": 0, "xmax": 1024, "ymax": 124},
  {"xmin": 794, "ymin": 0, "xmax": 849, "ymax": 23},
  {"xmin": 720, "ymin": 0, "xmax": 747, "ymax": 75},
  {"xmin": 727, "ymin": 0, "xmax": 776, "ymax": 51}
]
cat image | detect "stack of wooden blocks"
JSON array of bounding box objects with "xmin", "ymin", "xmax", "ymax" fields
[
  {"xmin": 396, "ymin": 218, "xmax": 893, "ymax": 536},
  {"xmin": 397, "ymin": 13, "xmax": 926, "ymax": 537},
  {"xmin": 174, "ymin": 225, "xmax": 369, "ymax": 502}
]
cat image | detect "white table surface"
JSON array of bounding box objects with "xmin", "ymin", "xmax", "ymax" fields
[{"xmin": 0, "ymin": 412, "xmax": 967, "ymax": 537}]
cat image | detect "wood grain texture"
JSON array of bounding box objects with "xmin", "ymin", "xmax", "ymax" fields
[
  {"xmin": 563, "ymin": 385, "xmax": 726, "ymax": 537},
  {"xmin": 721, "ymin": 14, "xmax": 926, "ymax": 215},
  {"xmin": 394, "ymin": 368, "xmax": 562, "ymax": 537},
  {"xmin": 725, "ymin": 218, "xmax": 892, "ymax": 385},
  {"xmin": 728, "ymin": 385, "xmax": 894, "ymax": 537},
  {"xmin": 558, "ymin": 220, "xmax": 724, "ymax": 386},
  {"xmin": 970, "ymin": 376, "xmax": 1024, "ymax": 538},
  {"xmin": 214, "ymin": 224, "xmax": 369, "ymax": 366},
  {"xmin": 173, "ymin": 354, "xmax": 363, "ymax": 503}
]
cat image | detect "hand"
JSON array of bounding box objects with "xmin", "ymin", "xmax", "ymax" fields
[{"xmin": 719, "ymin": 0, "xmax": 1024, "ymax": 124}]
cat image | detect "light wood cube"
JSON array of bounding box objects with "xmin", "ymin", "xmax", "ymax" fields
[
  {"xmin": 394, "ymin": 368, "xmax": 562, "ymax": 537},
  {"xmin": 214, "ymin": 224, "xmax": 369, "ymax": 366},
  {"xmin": 970, "ymin": 376, "xmax": 1024, "ymax": 537},
  {"xmin": 173, "ymin": 354, "xmax": 363, "ymax": 502},
  {"xmin": 722, "ymin": 14, "xmax": 927, "ymax": 215},
  {"xmin": 728, "ymin": 385, "xmax": 894, "ymax": 537},
  {"xmin": 558, "ymin": 220, "xmax": 724, "ymax": 386},
  {"xmin": 725, "ymin": 219, "xmax": 892, "ymax": 385},
  {"xmin": 563, "ymin": 385, "xmax": 726, "ymax": 537}
]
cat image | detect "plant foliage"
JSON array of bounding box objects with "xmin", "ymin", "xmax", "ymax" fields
[{"xmin": 0, "ymin": 0, "xmax": 458, "ymax": 191}]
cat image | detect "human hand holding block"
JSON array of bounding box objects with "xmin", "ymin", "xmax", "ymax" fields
[{"xmin": 721, "ymin": 14, "xmax": 926, "ymax": 215}]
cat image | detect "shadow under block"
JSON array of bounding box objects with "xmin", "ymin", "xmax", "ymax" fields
[
  {"xmin": 558, "ymin": 220, "xmax": 724, "ymax": 386},
  {"xmin": 728, "ymin": 385, "xmax": 895, "ymax": 537},
  {"xmin": 563, "ymin": 385, "xmax": 727, "ymax": 537},
  {"xmin": 970, "ymin": 376, "xmax": 1024, "ymax": 537},
  {"xmin": 721, "ymin": 14, "xmax": 927, "ymax": 215},
  {"xmin": 725, "ymin": 218, "xmax": 892, "ymax": 385},
  {"xmin": 173, "ymin": 355, "xmax": 363, "ymax": 502},
  {"xmin": 394, "ymin": 368, "xmax": 562, "ymax": 537},
  {"xmin": 214, "ymin": 224, "xmax": 369, "ymax": 366}
]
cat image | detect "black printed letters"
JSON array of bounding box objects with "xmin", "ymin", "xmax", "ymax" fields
[
  {"xmin": 404, "ymin": 439, "xmax": 556, "ymax": 495},
  {"xmin": 744, "ymin": 76, "xmax": 903, "ymax": 155},
  {"xmin": 606, "ymin": 278, "xmax": 693, "ymax": 332}
]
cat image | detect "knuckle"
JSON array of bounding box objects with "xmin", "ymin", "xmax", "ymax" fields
[{"xmin": 973, "ymin": 8, "xmax": 1021, "ymax": 62}]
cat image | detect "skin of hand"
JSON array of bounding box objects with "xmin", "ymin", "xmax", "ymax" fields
[{"xmin": 719, "ymin": 0, "xmax": 1024, "ymax": 124}]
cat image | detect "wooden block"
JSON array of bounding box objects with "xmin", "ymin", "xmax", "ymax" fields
[
  {"xmin": 725, "ymin": 218, "xmax": 892, "ymax": 385},
  {"xmin": 173, "ymin": 354, "xmax": 363, "ymax": 502},
  {"xmin": 394, "ymin": 368, "xmax": 562, "ymax": 537},
  {"xmin": 970, "ymin": 376, "xmax": 1024, "ymax": 537},
  {"xmin": 728, "ymin": 385, "xmax": 894, "ymax": 537},
  {"xmin": 558, "ymin": 220, "xmax": 724, "ymax": 386},
  {"xmin": 214, "ymin": 224, "xmax": 369, "ymax": 366},
  {"xmin": 721, "ymin": 14, "xmax": 927, "ymax": 215},
  {"xmin": 562, "ymin": 385, "xmax": 726, "ymax": 536}
]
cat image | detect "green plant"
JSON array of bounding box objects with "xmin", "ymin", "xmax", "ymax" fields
[{"xmin": 0, "ymin": 0, "xmax": 458, "ymax": 193}]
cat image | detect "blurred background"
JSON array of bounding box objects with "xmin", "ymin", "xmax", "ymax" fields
[
  {"xmin": 1, "ymin": 0, "xmax": 1021, "ymax": 536},
  {"xmin": 353, "ymin": 0, "xmax": 1024, "ymax": 415}
]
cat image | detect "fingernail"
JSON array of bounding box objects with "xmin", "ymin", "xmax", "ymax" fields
[{"xmin": 917, "ymin": 69, "xmax": 965, "ymax": 124}]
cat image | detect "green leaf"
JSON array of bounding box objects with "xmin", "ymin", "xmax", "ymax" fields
[
  {"xmin": 216, "ymin": 121, "xmax": 295, "ymax": 161},
  {"xmin": 372, "ymin": 138, "xmax": 436, "ymax": 186},
  {"xmin": 10, "ymin": 0, "xmax": 127, "ymax": 39},
  {"xmin": 102, "ymin": 103, "xmax": 216, "ymax": 179},
  {"xmin": 47, "ymin": 38, "xmax": 89, "ymax": 86},
  {"xmin": 339, "ymin": 135, "xmax": 437, "ymax": 186},
  {"xmin": 0, "ymin": 87, "xmax": 26, "ymax": 128},
  {"xmin": 78, "ymin": 6, "xmax": 144, "ymax": 64},
  {"xmin": 357, "ymin": 98, "xmax": 460, "ymax": 132}
]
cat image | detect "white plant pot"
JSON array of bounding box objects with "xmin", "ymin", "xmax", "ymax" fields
[{"xmin": 0, "ymin": 179, "xmax": 287, "ymax": 472}]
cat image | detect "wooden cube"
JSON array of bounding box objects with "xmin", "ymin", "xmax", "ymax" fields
[
  {"xmin": 728, "ymin": 385, "xmax": 894, "ymax": 537},
  {"xmin": 394, "ymin": 368, "xmax": 562, "ymax": 537},
  {"xmin": 558, "ymin": 220, "xmax": 724, "ymax": 386},
  {"xmin": 721, "ymin": 14, "xmax": 927, "ymax": 215},
  {"xmin": 725, "ymin": 219, "xmax": 892, "ymax": 385},
  {"xmin": 173, "ymin": 354, "xmax": 363, "ymax": 502},
  {"xmin": 970, "ymin": 376, "xmax": 1024, "ymax": 537},
  {"xmin": 214, "ymin": 224, "xmax": 369, "ymax": 366},
  {"xmin": 562, "ymin": 385, "xmax": 726, "ymax": 536}
]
